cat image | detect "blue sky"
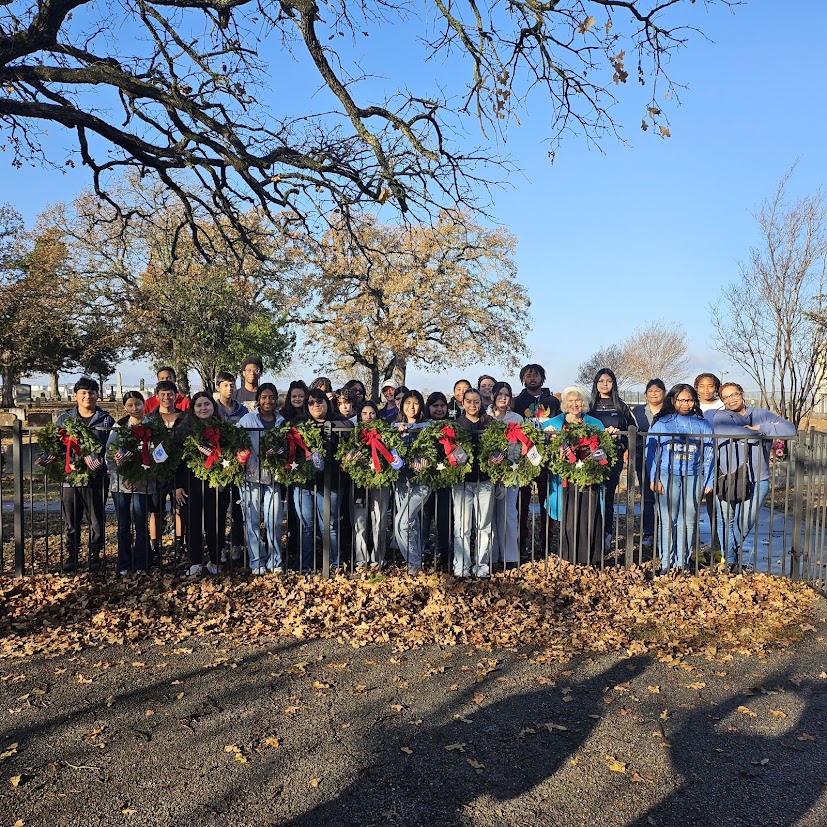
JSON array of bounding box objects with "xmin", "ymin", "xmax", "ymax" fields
[{"xmin": 5, "ymin": 1, "xmax": 827, "ymax": 397}]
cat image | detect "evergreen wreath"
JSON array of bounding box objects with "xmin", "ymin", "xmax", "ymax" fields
[
  {"xmin": 260, "ymin": 421, "xmax": 324, "ymax": 485},
  {"xmin": 546, "ymin": 420, "xmax": 618, "ymax": 488},
  {"xmin": 335, "ymin": 420, "xmax": 404, "ymax": 489},
  {"xmin": 37, "ymin": 419, "xmax": 103, "ymax": 486},
  {"xmin": 182, "ymin": 417, "xmax": 252, "ymax": 488},
  {"xmin": 108, "ymin": 417, "xmax": 181, "ymax": 488},
  {"xmin": 408, "ymin": 421, "xmax": 474, "ymax": 489},
  {"xmin": 480, "ymin": 420, "xmax": 546, "ymax": 487}
]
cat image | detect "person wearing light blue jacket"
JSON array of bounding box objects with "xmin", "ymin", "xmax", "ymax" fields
[
  {"xmin": 709, "ymin": 382, "xmax": 796, "ymax": 569},
  {"xmin": 238, "ymin": 383, "xmax": 285, "ymax": 574},
  {"xmin": 646, "ymin": 384, "xmax": 714, "ymax": 572}
]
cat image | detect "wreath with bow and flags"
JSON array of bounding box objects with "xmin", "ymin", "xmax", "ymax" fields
[
  {"xmin": 259, "ymin": 421, "xmax": 324, "ymax": 485},
  {"xmin": 407, "ymin": 421, "xmax": 474, "ymax": 488},
  {"xmin": 479, "ymin": 420, "xmax": 546, "ymax": 487},
  {"xmin": 37, "ymin": 419, "xmax": 104, "ymax": 485},
  {"xmin": 335, "ymin": 420, "xmax": 405, "ymax": 488},
  {"xmin": 182, "ymin": 417, "xmax": 252, "ymax": 488},
  {"xmin": 545, "ymin": 420, "xmax": 618, "ymax": 488},
  {"xmin": 108, "ymin": 418, "xmax": 181, "ymax": 487}
]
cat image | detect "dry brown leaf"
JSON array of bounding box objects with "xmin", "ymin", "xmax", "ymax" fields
[
  {"xmin": 647, "ymin": 685, "xmax": 660, "ymax": 694},
  {"xmin": 9, "ymin": 775, "xmax": 22, "ymax": 787},
  {"xmin": 606, "ymin": 756, "xmax": 627, "ymax": 773},
  {"xmin": 445, "ymin": 743, "xmax": 466, "ymax": 752},
  {"xmin": 769, "ymin": 709, "xmax": 787, "ymax": 718},
  {"xmin": 1, "ymin": 743, "xmax": 19, "ymax": 761},
  {"xmin": 737, "ymin": 706, "xmax": 758, "ymax": 718},
  {"xmin": 400, "ymin": 747, "xmax": 413, "ymax": 756},
  {"xmin": 798, "ymin": 733, "xmax": 816, "ymax": 741},
  {"xmin": 309, "ymin": 777, "xmax": 321, "ymax": 788},
  {"xmin": 265, "ymin": 738, "xmax": 280, "ymax": 749},
  {"xmin": 467, "ymin": 758, "xmax": 485, "ymax": 769}
]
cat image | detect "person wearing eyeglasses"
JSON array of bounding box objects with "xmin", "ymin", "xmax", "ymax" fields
[
  {"xmin": 234, "ymin": 356, "xmax": 263, "ymax": 412},
  {"xmin": 646, "ymin": 384, "xmax": 714, "ymax": 573},
  {"xmin": 708, "ymin": 382, "xmax": 796, "ymax": 572}
]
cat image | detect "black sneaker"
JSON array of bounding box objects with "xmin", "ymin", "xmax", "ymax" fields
[{"xmin": 62, "ymin": 558, "xmax": 78, "ymax": 574}]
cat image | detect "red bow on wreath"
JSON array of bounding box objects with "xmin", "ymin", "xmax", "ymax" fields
[
  {"xmin": 202, "ymin": 425, "xmax": 223, "ymax": 469},
  {"xmin": 505, "ymin": 421, "xmax": 534, "ymax": 456},
  {"xmin": 438, "ymin": 425, "xmax": 459, "ymax": 467},
  {"xmin": 285, "ymin": 427, "xmax": 311, "ymax": 468},
  {"xmin": 361, "ymin": 427, "xmax": 394, "ymax": 473},
  {"xmin": 131, "ymin": 424, "xmax": 153, "ymax": 468},
  {"xmin": 58, "ymin": 428, "xmax": 81, "ymax": 473}
]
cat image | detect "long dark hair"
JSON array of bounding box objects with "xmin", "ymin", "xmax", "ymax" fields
[
  {"xmin": 281, "ymin": 380, "xmax": 308, "ymax": 420},
  {"xmin": 358, "ymin": 400, "xmax": 381, "ymax": 422},
  {"xmin": 426, "ymin": 391, "xmax": 448, "ymax": 420},
  {"xmin": 590, "ymin": 368, "xmax": 625, "ymax": 409},
  {"xmin": 653, "ymin": 383, "xmax": 704, "ymax": 423},
  {"xmin": 185, "ymin": 391, "xmax": 219, "ymax": 427},
  {"xmin": 395, "ymin": 390, "xmax": 426, "ymax": 424}
]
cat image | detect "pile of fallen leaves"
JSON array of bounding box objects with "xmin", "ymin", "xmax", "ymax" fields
[{"xmin": 0, "ymin": 560, "xmax": 816, "ymax": 661}]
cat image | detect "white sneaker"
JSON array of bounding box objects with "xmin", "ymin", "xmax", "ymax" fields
[
  {"xmin": 271, "ymin": 567, "xmax": 284, "ymax": 575},
  {"xmin": 231, "ymin": 545, "xmax": 243, "ymax": 562},
  {"xmin": 220, "ymin": 546, "xmax": 229, "ymax": 563},
  {"xmin": 604, "ymin": 533, "xmax": 613, "ymax": 552},
  {"xmin": 119, "ymin": 569, "xmax": 129, "ymax": 576},
  {"xmin": 206, "ymin": 562, "xmax": 221, "ymax": 575},
  {"xmin": 188, "ymin": 564, "xmax": 202, "ymax": 576}
]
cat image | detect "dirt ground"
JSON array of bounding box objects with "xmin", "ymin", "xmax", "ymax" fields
[{"xmin": 1, "ymin": 592, "xmax": 826, "ymax": 827}]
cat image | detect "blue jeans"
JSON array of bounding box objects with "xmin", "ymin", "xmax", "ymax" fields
[
  {"xmin": 394, "ymin": 479, "xmax": 430, "ymax": 569},
  {"xmin": 242, "ymin": 483, "xmax": 283, "ymax": 571},
  {"xmin": 656, "ymin": 473, "xmax": 701, "ymax": 570},
  {"xmin": 293, "ymin": 486, "xmax": 340, "ymax": 572},
  {"xmin": 113, "ymin": 491, "xmax": 149, "ymax": 572},
  {"xmin": 719, "ymin": 478, "xmax": 770, "ymax": 565}
]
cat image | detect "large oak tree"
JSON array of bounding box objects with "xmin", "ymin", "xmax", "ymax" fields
[
  {"xmin": 1, "ymin": 1, "xmax": 735, "ymax": 251},
  {"xmin": 299, "ymin": 210, "xmax": 529, "ymax": 399}
]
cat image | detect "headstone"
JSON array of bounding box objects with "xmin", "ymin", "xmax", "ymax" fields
[
  {"xmin": 13, "ymin": 383, "xmax": 32, "ymax": 403},
  {"xmin": 26, "ymin": 411, "xmax": 55, "ymax": 427}
]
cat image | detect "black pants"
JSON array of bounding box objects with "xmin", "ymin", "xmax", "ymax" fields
[
  {"xmin": 184, "ymin": 481, "xmax": 231, "ymax": 566},
  {"xmin": 61, "ymin": 482, "xmax": 108, "ymax": 563},
  {"xmin": 559, "ymin": 483, "xmax": 602, "ymax": 566}
]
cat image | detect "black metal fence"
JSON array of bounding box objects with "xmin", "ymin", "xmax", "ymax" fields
[{"xmin": 1, "ymin": 420, "xmax": 825, "ymax": 591}]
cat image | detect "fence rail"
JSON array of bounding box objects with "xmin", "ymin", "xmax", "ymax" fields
[{"xmin": 1, "ymin": 421, "xmax": 826, "ymax": 592}]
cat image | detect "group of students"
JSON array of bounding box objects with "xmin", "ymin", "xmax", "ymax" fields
[{"xmin": 44, "ymin": 359, "xmax": 796, "ymax": 578}]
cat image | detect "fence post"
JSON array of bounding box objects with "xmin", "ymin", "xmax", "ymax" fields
[
  {"xmin": 12, "ymin": 419, "xmax": 25, "ymax": 577},
  {"xmin": 321, "ymin": 422, "xmax": 332, "ymax": 579},
  {"xmin": 790, "ymin": 430, "xmax": 806, "ymax": 580},
  {"xmin": 625, "ymin": 425, "xmax": 637, "ymax": 569}
]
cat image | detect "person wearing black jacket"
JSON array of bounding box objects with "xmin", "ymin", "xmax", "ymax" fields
[
  {"xmin": 512, "ymin": 363, "xmax": 560, "ymax": 558},
  {"xmin": 41, "ymin": 377, "xmax": 115, "ymax": 573},
  {"xmin": 452, "ymin": 389, "xmax": 504, "ymax": 578},
  {"xmin": 589, "ymin": 368, "xmax": 636, "ymax": 553}
]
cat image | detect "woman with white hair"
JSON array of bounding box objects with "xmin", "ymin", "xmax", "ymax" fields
[{"xmin": 543, "ymin": 386, "xmax": 618, "ymax": 565}]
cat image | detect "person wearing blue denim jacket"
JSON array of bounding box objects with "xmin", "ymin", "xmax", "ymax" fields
[
  {"xmin": 238, "ymin": 383, "xmax": 285, "ymax": 574},
  {"xmin": 709, "ymin": 382, "xmax": 796, "ymax": 569},
  {"xmin": 646, "ymin": 384, "xmax": 714, "ymax": 572}
]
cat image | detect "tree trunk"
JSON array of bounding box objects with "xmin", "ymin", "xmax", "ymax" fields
[
  {"xmin": 49, "ymin": 371, "xmax": 60, "ymax": 400},
  {"xmin": 390, "ymin": 354, "xmax": 407, "ymax": 387},
  {"xmin": 1, "ymin": 356, "xmax": 16, "ymax": 407},
  {"xmin": 176, "ymin": 363, "xmax": 190, "ymax": 395}
]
